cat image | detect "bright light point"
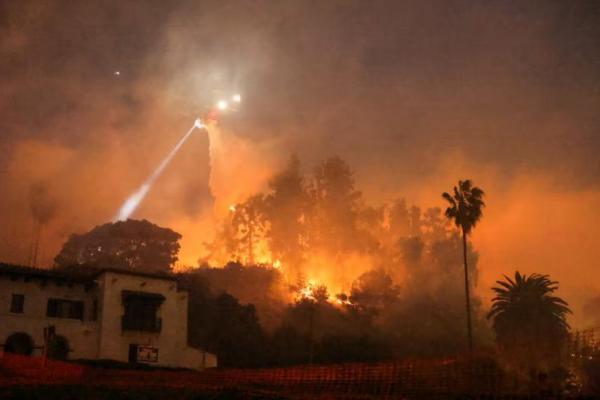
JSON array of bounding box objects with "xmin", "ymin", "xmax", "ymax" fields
[
  {"xmin": 273, "ymin": 260, "xmax": 281, "ymax": 269},
  {"xmin": 229, "ymin": 204, "xmax": 236, "ymax": 212},
  {"xmin": 232, "ymin": 94, "xmax": 241, "ymax": 102},
  {"xmin": 114, "ymin": 71, "xmax": 120, "ymax": 76},
  {"xmin": 217, "ymin": 100, "xmax": 228, "ymax": 110},
  {"xmin": 194, "ymin": 118, "xmax": 203, "ymax": 129}
]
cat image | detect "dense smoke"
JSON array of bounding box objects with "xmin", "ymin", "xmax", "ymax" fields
[
  {"xmin": 197, "ymin": 155, "xmax": 487, "ymax": 353},
  {"xmin": 1, "ymin": 1, "xmax": 600, "ymax": 328}
]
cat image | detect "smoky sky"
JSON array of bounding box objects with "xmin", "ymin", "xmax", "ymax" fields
[
  {"xmin": 2, "ymin": 1, "xmax": 600, "ymax": 325},
  {"xmin": 2, "ymin": 1, "xmax": 600, "ymax": 179}
]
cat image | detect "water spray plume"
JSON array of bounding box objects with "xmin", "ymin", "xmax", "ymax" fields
[
  {"xmin": 114, "ymin": 118, "xmax": 204, "ymax": 221},
  {"xmin": 115, "ymin": 92, "xmax": 242, "ymax": 221}
]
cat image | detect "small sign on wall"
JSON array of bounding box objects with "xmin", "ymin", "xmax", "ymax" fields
[{"xmin": 137, "ymin": 345, "xmax": 158, "ymax": 363}]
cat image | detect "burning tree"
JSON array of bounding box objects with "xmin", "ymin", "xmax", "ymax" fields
[
  {"xmin": 230, "ymin": 194, "xmax": 267, "ymax": 265},
  {"xmin": 306, "ymin": 156, "xmax": 370, "ymax": 286},
  {"xmin": 263, "ymin": 156, "xmax": 310, "ymax": 278},
  {"xmin": 198, "ymin": 157, "xmax": 487, "ymax": 361}
]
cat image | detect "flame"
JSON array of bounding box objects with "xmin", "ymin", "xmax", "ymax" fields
[
  {"xmin": 298, "ymin": 284, "xmax": 316, "ymax": 300},
  {"xmin": 335, "ymin": 297, "xmax": 353, "ymax": 306},
  {"xmin": 296, "ymin": 278, "xmax": 331, "ymax": 302}
]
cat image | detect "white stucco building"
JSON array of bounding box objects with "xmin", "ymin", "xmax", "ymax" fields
[{"xmin": 0, "ymin": 263, "xmax": 216, "ymax": 369}]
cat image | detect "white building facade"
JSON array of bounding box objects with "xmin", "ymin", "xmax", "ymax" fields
[{"xmin": 0, "ymin": 263, "xmax": 216, "ymax": 369}]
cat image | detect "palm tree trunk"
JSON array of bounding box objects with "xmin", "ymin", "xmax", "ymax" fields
[
  {"xmin": 308, "ymin": 305, "xmax": 315, "ymax": 364},
  {"xmin": 462, "ymin": 227, "xmax": 473, "ymax": 353}
]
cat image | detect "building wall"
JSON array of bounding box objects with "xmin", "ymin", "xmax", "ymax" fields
[
  {"xmin": 0, "ymin": 269, "xmax": 216, "ymax": 369},
  {"xmin": 0, "ymin": 276, "xmax": 99, "ymax": 360},
  {"xmin": 96, "ymin": 271, "xmax": 215, "ymax": 369}
]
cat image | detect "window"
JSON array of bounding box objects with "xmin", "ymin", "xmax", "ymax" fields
[
  {"xmin": 46, "ymin": 298, "xmax": 84, "ymax": 320},
  {"xmin": 121, "ymin": 291, "xmax": 163, "ymax": 333},
  {"xmin": 10, "ymin": 294, "xmax": 25, "ymax": 313}
]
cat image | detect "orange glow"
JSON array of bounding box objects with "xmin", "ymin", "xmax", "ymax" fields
[
  {"xmin": 3, "ymin": 127, "xmax": 600, "ymax": 330},
  {"xmin": 296, "ymin": 279, "xmax": 326, "ymax": 301}
]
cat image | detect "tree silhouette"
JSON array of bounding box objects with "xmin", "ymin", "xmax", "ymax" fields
[
  {"xmin": 349, "ymin": 269, "xmax": 400, "ymax": 313},
  {"xmin": 442, "ymin": 179, "xmax": 485, "ymax": 353},
  {"xmin": 231, "ymin": 194, "xmax": 267, "ymax": 265},
  {"xmin": 488, "ymin": 271, "xmax": 571, "ymax": 371},
  {"xmin": 388, "ymin": 198, "xmax": 411, "ymax": 238},
  {"xmin": 54, "ymin": 219, "xmax": 181, "ymax": 273},
  {"xmin": 308, "ymin": 156, "xmax": 364, "ymax": 284},
  {"xmin": 263, "ymin": 155, "xmax": 309, "ymax": 277},
  {"xmin": 180, "ymin": 269, "xmax": 269, "ymax": 368}
]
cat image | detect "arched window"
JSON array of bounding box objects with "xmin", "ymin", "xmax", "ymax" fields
[{"xmin": 4, "ymin": 332, "xmax": 34, "ymax": 356}]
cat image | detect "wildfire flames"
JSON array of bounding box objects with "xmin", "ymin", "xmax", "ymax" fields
[{"xmin": 297, "ymin": 279, "xmax": 320, "ymax": 301}]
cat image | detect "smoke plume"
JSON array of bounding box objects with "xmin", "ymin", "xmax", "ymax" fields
[{"xmin": 1, "ymin": 1, "xmax": 599, "ymax": 328}]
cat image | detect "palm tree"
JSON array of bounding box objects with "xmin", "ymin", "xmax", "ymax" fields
[
  {"xmin": 488, "ymin": 272, "xmax": 571, "ymax": 370},
  {"xmin": 442, "ymin": 179, "xmax": 485, "ymax": 353}
]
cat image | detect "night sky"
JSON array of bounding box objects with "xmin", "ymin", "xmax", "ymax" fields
[{"xmin": 1, "ymin": 1, "xmax": 600, "ymax": 326}]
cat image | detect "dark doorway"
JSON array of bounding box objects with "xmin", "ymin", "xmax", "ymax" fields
[
  {"xmin": 4, "ymin": 332, "xmax": 34, "ymax": 355},
  {"xmin": 128, "ymin": 343, "xmax": 138, "ymax": 362},
  {"xmin": 47, "ymin": 335, "xmax": 69, "ymax": 360}
]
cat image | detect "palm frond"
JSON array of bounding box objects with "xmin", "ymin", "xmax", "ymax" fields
[
  {"xmin": 488, "ymin": 270, "xmax": 571, "ymax": 343},
  {"xmin": 442, "ymin": 180, "xmax": 485, "ymax": 235},
  {"xmin": 502, "ymin": 274, "xmax": 516, "ymax": 288}
]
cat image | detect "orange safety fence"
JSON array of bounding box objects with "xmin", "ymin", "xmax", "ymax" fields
[{"xmin": 0, "ymin": 353, "xmax": 527, "ymax": 399}]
